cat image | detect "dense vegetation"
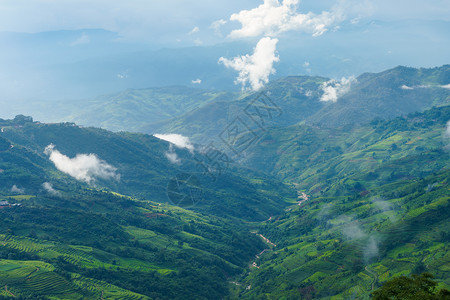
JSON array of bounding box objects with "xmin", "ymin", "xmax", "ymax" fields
[
  {"xmin": 229, "ymin": 106, "xmax": 450, "ymax": 299},
  {"xmin": 373, "ymin": 273, "xmax": 450, "ymax": 299},
  {"xmin": 0, "ymin": 66, "xmax": 449, "ymax": 299}
]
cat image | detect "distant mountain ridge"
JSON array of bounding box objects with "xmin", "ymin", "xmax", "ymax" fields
[
  {"xmin": 63, "ymin": 86, "xmax": 238, "ymax": 132},
  {"xmin": 144, "ymin": 65, "xmax": 449, "ymax": 145}
]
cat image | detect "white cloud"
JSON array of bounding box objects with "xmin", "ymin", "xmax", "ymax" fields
[
  {"xmin": 70, "ymin": 32, "xmax": 90, "ymax": 46},
  {"xmin": 191, "ymin": 79, "xmax": 202, "ymax": 84},
  {"xmin": 153, "ymin": 134, "xmax": 195, "ymax": 153},
  {"xmin": 364, "ymin": 236, "xmax": 379, "ymax": 261},
  {"xmin": 11, "ymin": 185, "xmax": 24, "ymax": 194},
  {"xmin": 350, "ymin": 17, "xmax": 361, "ymax": 24},
  {"xmin": 165, "ymin": 152, "xmax": 180, "ymax": 164},
  {"xmin": 446, "ymin": 121, "xmax": 450, "ymax": 138},
  {"xmin": 320, "ymin": 76, "xmax": 356, "ymax": 102},
  {"xmin": 401, "ymin": 84, "xmax": 450, "ymax": 90},
  {"xmin": 44, "ymin": 144, "xmax": 120, "ymax": 184},
  {"xmin": 164, "ymin": 145, "xmax": 181, "ymax": 164},
  {"xmin": 189, "ymin": 26, "xmax": 200, "ymax": 35},
  {"xmin": 444, "ymin": 120, "xmax": 450, "ymax": 150},
  {"xmin": 210, "ymin": 19, "xmax": 227, "ymax": 36},
  {"xmin": 219, "ymin": 37, "xmax": 279, "ymax": 91},
  {"xmin": 42, "ymin": 182, "xmax": 61, "ymax": 196},
  {"xmin": 342, "ymin": 222, "xmax": 366, "ymax": 240},
  {"xmin": 227, "ymin": 0, "xmax": 344, "ymax": 39}
]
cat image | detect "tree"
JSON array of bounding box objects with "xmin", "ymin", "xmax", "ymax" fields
[{"xmin": 372, "ymin": 273, "xmax": 450, "ymax": 300}]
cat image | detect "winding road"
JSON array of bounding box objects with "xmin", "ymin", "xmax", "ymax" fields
[{"xmin": 365, "ymin": 266, "xmax": 378, "ymax": 291}]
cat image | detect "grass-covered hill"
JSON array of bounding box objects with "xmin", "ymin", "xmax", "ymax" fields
[
  {"xmin": 0, "ymin": 97, "xmax": 448, "ymax": 299},
  {"xmin": 227, "ymin": 105, "xmax": 450, "ymax": 299},
  {"xmin": 0, "ymin": 116, "xmax": 298, "ymax": 299},
  {"xmin": 241, "ymin": 105, "xmax": 450, "ymax": 189},
  {"xmin": 0, "ymin": 118, "xmax": 295, "ymax": 222},
  {"xmin": 61, "ymin": 86, "xmax": 238, "ymax": 132}
]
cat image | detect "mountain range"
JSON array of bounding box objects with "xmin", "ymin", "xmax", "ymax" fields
[{"xmin": 0, "ymin": 65, "xmax": 448, "ymax": 299}]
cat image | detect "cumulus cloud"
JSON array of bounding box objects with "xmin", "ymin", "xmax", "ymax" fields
[
  {"xmin": 153, "ymin": 134, "xmax": 195, "ymax": 153},
  {"xmin": 44, "ymin": 144, "xmax": 120, "ymax": 184},
  {"xmin": 191, "ymin": 78, "xmax": 202, "ymax": 84},
  {"xmin": 320, "ymin": 76, "xmax": 356, "ymax": 102},
  {"xmin": 11, "ymin": 185, "xmax": 24, "ymax": 194},
  {"xmin": 219, "ymin": 37, "xmax": 279, "ymax": 90},
  {"xmin": 227, "ymin": 0, "xmax": 344, "ymax": 39},
  {"xmin": 42, "ymin": 182, "xmax": 61, "ymax": 196}
]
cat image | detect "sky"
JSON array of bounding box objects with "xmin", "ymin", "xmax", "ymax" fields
[
  {"xmin": 0, "ymin": 0, "xmax": 449, "ymax": 44},
  {"xmin": 0, "ymin": 0, "xmax": 448, "ymax": 100}
]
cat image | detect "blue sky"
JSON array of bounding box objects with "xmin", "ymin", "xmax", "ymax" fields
[
  {"xmin": 0, "ymin": 0, "xmax": 449, "ymax": 45},
  {"xmin": 0, "ymin": 0, "xmax": 448, "ymax": 101}
]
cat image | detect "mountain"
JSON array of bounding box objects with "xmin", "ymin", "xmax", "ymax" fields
[
  {"xmin": 0, "ymin": 103, "xmax": 449, "ymax": 299},
  {"xmin": 229, "ymin": 105, "xmax": 450, "ymax": 299},
  {"xmin": 308, "ymin": 65, "xmax": 450, "ymax": 127},
  {"xmin": 0, "ymin": 117, "xmax": 294, "ymax": 222},
  {"xmin": 62, "ymin": 86, "xmax": 238, "ymax": 132},
  {"xmin": 0, "ymin": 116, "xmax": 297, "ymax": 299},
  {"xmin": 145, "ymin": 65, "xmax": 449, "ymax": 146}
]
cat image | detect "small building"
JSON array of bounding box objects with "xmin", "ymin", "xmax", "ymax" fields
[{"xmin": 0, "ymin": 200, "xmax": 10, "ymax": 206}]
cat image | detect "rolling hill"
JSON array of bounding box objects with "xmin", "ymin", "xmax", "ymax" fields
[
  {"xmin": 228, "ymin": 105, "xmax": 450, "ymax": 299},
  {"xmin": 0, "ymin": 116, "xmax": 297, "ymax": 299},
  {"xmin": 0, "ymin": 86, "xmax": 449, "ymax": 299}
]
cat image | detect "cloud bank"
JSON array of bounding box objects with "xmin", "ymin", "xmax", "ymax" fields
[
  {"xmin": 154, "ymin": 134, "xmax": 195, "ymax": 153},
  {"xmin": 228, "ymin": 0, "xmax": 344, "ymax": 39},
  {"xmin": 219, "ymin": 37, "xmax": 279, "ymax": 90},
  {"xmin": 44, "ymin": 144, "xmax": 120, "ymax": 184},
  {"xmin": 401, "ymin": 84, "xmax": 450, "ymax": 90},
  {"xmin": 320, "ymin": 76, "xmax": 356, "ymax": 102}
]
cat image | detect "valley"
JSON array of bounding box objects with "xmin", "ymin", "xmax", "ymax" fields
[{"xmin": 0, "ymin": 66, "xmax": 449, "ymax": 299}]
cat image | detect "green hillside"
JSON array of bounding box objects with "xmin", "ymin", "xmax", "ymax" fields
[
  {"xmin": 147, "ymin": 65, "xmax": 449, "ymax": 145},
  {"xmin": 0, "ymin": 90, "xmax": 449, "ymax": 299},
  {"xmin": 62, "ymin": 86, "xmax": 238, "ymax": 132},
  {"xmin": 308, "ymin": 65, "xmax": 450, "ymax": 127},
  {"xmin": 0, "ymin": 116, "xmax": 298, "ymax": 299},
  {"xmin": 0, "ymin": 118, "xmax": 295, "ymax": 222},
  {"xmin": 228, "ymin": 105, "xmax": 450, "ymax": 299}
]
